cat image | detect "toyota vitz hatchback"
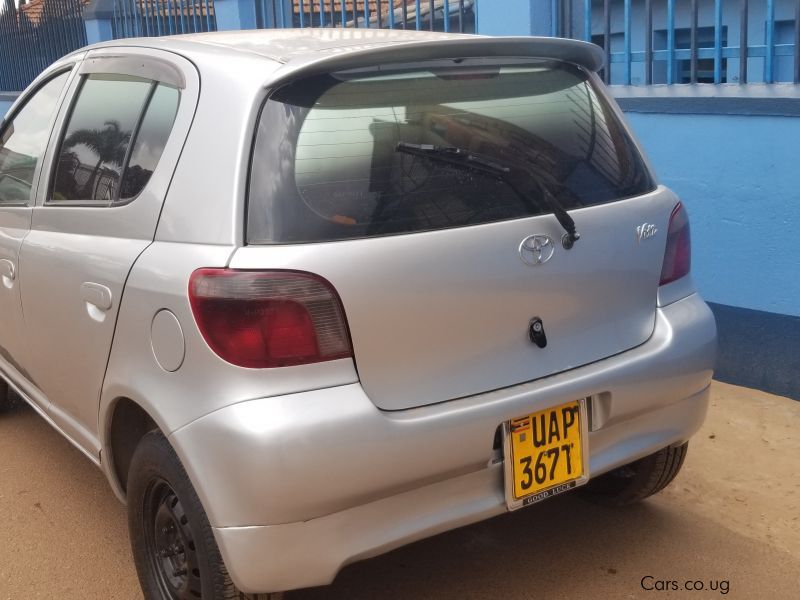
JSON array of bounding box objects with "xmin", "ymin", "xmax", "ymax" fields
[{"xmin": 0, "ymin": 30, "xmax": 716, "ymax": 598}]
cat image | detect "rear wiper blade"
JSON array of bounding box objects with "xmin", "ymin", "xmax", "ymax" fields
[
  {"xmin": 395, "ymin": 142, "xmax": 580, "ymax": 248},
  {"xmin": 396, "ymin": 142, "xmax": 512, "ymax": 177}
]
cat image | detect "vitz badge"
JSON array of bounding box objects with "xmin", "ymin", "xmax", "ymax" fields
[{"xmin": 636, "ymin": 223, "xmax": 658, "ymax": 243}]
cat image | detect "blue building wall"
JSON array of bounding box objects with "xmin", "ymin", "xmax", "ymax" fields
[
  {"xmin": 0, "ymin": 99, "xmax": 13, "ymax": 117},
  {"xmin": 627, "ymin": 111, "xmax": 800, "ymax": 317},
  {"xmin": 626, "ymin": 108, "xmax": 800, "ymax": 399},
  {"xmin": 476, "ymin": 0, "xmax": 554, "ymax": 37}
]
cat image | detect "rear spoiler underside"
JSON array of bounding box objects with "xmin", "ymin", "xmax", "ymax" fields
[{"xmin": 268, "ymin": 36, "xmax": 605, "ymax": 89}]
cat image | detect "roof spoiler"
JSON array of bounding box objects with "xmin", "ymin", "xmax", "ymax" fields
[{"xmin": 268, "ymin": 36, "xmax": 605, "ymax": 88}]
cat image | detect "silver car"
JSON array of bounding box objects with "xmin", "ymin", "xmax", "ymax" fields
[{"xmin": 0, "ymin": 30, "xmax": 716, "ymax": 598}]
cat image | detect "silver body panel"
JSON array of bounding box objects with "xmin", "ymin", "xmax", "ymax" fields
[
  {"xmin": 0, "ymin": 54, "xmax": 81, "ymax": 395},
  {"xmin": 11, "ymin": 47, "xmax": 201, "ymax": 459},
  {"xmin": 0, "ymin": 30, "xmax": 717, "ymax": 594},
  {"xmin": 176, "ymin": 294, "xmax": 715, "ymax": 592},
  {"xmin": 0, "ymin": 207, "xmax": 32, "ymax": 378},
  {"xmin": 230, "ymin": 187, "xmax": 676, "ymax": 410},
  {"xmin": 170, "ymin": 294, "xmax": 715, "ymax": 528},
  {"xmin": 217, "ymin": 386, "xmax": 709, "ymax": 594}
]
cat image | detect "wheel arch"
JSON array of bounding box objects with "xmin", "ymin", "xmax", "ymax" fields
[{"xmin": 101, "ymin": 395, "xmax": 163, "ymax": 502}]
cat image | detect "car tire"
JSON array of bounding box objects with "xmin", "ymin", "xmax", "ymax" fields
[
  {"xmin": 127, "ymin": 430, "xmax": 283, "ymax": 600},
  {"xmin": 579, "ymin": 442, "xmax": 688, "ymax": 506}
]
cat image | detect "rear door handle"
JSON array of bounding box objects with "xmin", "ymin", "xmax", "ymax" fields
[
  {"xmin": 80, "ymin": 282, "xmax": 113, "ymax": 311},
  {"xmin": 0, "ymin": 259, "xmax": 15, "ymax": 282}
]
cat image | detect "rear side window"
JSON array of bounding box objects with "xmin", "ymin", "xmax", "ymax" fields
[
  {"xmin": 51, "ymin": 73, "xmax": 179, "ymax": 204},
  {"xmin": 248, "ymin": 60, "xmax": 655, "ymax": 244},
  {"xmin": 120, "ymin": 85, "xmax": 180, "ymax": 200}
]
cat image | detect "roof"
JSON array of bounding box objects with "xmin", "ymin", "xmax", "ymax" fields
[
  {"xmin": 18, "ymin": 0, "xmax": 91, "ymax": 26},
  {"xmin": 179, "ymin": 28, "xmax": 456, "ymax": 62},
  {"xmin": 19, "ymin": 0, "xmax": 44, "ymax": 26}
]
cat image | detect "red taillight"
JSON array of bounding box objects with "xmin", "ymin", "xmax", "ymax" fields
[
  {"xmin": 188, "ymin": 269, "xmax": 353, "ymax": 368},
  {"xmin": 659, "ymin": 202, "xmax": 691, "ymax": 286}
]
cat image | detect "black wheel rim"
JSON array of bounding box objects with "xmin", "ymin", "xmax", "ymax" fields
[{"xmin": 143, "ymin": 478, "xmax": 202, "ymax": 599}]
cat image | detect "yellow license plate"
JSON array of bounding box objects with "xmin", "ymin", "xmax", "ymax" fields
[{"xmin": 507, "ymin": 400, "xmax": 585, "ymax": 506}]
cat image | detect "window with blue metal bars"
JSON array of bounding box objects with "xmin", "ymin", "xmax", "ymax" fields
[
  {"xmin": 112, "ymin": 0, "xmax": 217, "ymax": 37},
  {"xmin": 0, "ymin": 0, "xmax": 88, "ymax": 91},
  {"xmin": 255, "ymin": 1, "xmax": 475, "ymax": 32},
  {"xmin": 581, "ymin": 0, "xmax": 800, "ymax": 85}
]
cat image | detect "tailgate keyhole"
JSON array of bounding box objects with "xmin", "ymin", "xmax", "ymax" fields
[{"xmin": 529, "ymin": 318, "xmax": 548, "ymax": 349}]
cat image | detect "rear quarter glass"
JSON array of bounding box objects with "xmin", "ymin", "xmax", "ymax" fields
[{"xmin": 247, "ymin": 59, "xmax": 655, "ymax": 244}]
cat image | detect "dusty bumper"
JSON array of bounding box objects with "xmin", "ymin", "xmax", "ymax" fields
[
  {"xmin": 170, "ymin": 293, "xmax": 716, "ymax": 593},
  {"xmin": 215, "ymin": 388, "xmax": 708, "ymax": 593}
]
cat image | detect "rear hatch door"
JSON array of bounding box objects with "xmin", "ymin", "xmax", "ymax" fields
[{"xmin": 240, "ymin": 57, "xmax": 672, "ymax": 410}]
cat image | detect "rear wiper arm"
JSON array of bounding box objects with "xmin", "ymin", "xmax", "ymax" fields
[{"xmin": 395, "ymin": 142, "xmax": 580, "ymax": 248}]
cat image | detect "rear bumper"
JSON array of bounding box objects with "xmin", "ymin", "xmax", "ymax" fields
[{"xmin": 170, "ymin": 293, "xmax": 716, "ymax": 593}]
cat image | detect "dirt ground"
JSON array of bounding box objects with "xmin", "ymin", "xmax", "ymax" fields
[{"xmin": 1, "ymin": 381, "xmax": 798, "ymax": 599}]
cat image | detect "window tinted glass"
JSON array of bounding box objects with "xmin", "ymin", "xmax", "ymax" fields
[
  {"xmin": 0, "ymin": 72, "xmax": 68, "ymax": 205},
  {"xmin": 52, "ymin": 74, "xmax": 152, "ymax": 202},
  {"xmin": 119, "ymin": 84, "xmax": 180, "ymax": 201},
  {"xmin": 248, "ymin": 61, "xmax": 655, "ymax": 244}
]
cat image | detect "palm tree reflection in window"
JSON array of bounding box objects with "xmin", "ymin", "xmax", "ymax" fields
[{"xmin": 56, "ymin": 119, "xmax": 131, "ymax": 201}]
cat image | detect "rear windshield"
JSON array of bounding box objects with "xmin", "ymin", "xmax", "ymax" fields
[{"xmin": 247, "ymin": 59, "xmax": 655, "ymax": 244}]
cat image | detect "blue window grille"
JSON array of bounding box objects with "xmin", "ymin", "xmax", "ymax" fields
[
  {"xmin": 582, "ymin": 0, "xmax": 800, "ymax": 85},
  {"xmin": 0, "ymin": 0, "xmax": 88, "ymax": 91},
  {"xmin": 254, "ymin": 1, "xmax": 475, "ymax": 33},
  {"xmin": 112, "ymin": 0, "xmax": 217, "ymax": 38}
]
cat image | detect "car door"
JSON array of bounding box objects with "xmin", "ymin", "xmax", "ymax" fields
[
  {"xmin": 19, "ymin": 49, "xmax": 198, "ymax": 456},
  {"xmin": 0, "ymin": 63, "xmax": 76, "ymax": 406}
]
